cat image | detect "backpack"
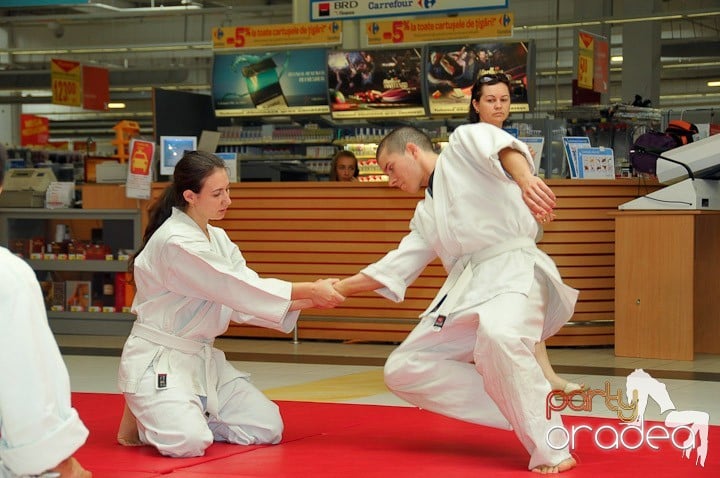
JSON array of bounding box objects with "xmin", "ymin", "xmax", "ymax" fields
[
  {"xmin": 630, "ymin": 120, "xmax": 699, "ymax": 174},
  {"xmin": 629, "ymin": 130, "xmax": 678, "ymax": 175},
  {"xmin": 665, "ymin": 120, "xmax": 699, "ymax": 147}
]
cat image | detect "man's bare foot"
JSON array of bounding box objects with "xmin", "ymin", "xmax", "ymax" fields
[
  {"xmin": 49, "ymin": 456, "xmax": 92, "ymax": 477},
  {"xmin": 117, "ymin": 401, "xmax": 143, "ymax": 446},
  {"xmin": 532, "ymin": 457, "xmax": 577, "ymax": 474}
]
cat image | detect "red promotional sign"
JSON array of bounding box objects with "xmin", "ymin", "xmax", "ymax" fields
[
  {"xmin": 20, "ymin": 114, "xmax": 49, "ymax": 146},
  {"xmin": 82, "ymin": 65, "xmax": 109, "ymax": 111}
]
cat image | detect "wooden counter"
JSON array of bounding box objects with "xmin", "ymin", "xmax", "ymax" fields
[
  {"xmin": 613, "ymin": 210, "xmax": 720, "ymax": 360},
  {"xmin": 84, "ymin": 179, "xmax": 661, "ymax": 346}
]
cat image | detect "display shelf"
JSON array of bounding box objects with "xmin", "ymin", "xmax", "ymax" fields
[
  {"xmin": 0, "ymin": 207, "xmax": 141, "ymax": 336},
  {"xmin": 219, "ymin": 139, "xmax": 334, "ymax": 146},
  {"xmin": 47, "ymin": 311, "xmax": 135, "ymax": 335},
  {"xmin": 27, "ymin": 259, "xmax": 130, "ymax": 272}
]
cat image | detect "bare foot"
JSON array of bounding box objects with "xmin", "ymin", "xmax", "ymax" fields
[
  {"xmin": 49, "ymin": 456, "xmax": 92, "ymax": 477},
  {"xmin": 117, "ymin": 401, "xmax": 143, "ymax": 446},
  {"xmin": 548, "ymin": 375, "xmax": 585, "ymax": 394},
  {"xmin": 532, "ymin": 457, "xmax": 577, "ymax": 474}
]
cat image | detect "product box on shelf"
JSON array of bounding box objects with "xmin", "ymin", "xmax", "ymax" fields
[
  {"xmin": 66, "ymin": 280, "xmax": 91, "ymax": 312},
  {"xmin": 51, "ymin": 282, "xmax": 65, "ymax": 311}
]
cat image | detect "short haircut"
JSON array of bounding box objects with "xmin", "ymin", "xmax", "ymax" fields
[{"xmin": 377, "ymin": 126, "xmax": 434, "ymax": 160}]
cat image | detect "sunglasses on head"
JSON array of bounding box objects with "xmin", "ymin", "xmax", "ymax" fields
[{"xmin": 478, "ymin": 73, "xmax": 510, "ymax": 85}]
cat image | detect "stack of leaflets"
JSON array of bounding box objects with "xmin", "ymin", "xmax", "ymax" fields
[{"xmin": 562, "ymin": 137, "xmax": 615, "ymax": 179}]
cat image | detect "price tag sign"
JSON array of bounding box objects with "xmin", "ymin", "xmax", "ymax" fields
[
  {"xmin": 51, "ymin": 59, "xmax": 82, "ymax": 107},
  {"xmin": 577, "ymin": 32, "xmax": 595, "ymax": 90}
]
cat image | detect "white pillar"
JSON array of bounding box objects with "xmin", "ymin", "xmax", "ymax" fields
[{"xmin": 620, "ymin": 0, "xmax": 661, "ymax": 107}]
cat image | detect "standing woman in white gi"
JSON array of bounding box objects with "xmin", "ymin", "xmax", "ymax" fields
[
  {"xmin": 116, "ymin": 150, "xmax": 344, "ymax": 457},
  {"xmin": 0, "ymin": 146, "xmax": 91, "ymax": 477},
  {"xmin": 469, "ymin": 72, "xmax": 582, "ymax": 394},
  {"xmin": 334, "ymin": 126, "xmax": 578, "ymax": 473}
]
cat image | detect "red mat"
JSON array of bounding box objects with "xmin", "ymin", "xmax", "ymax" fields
[{"xmin": 72, "ymin": 393, "xmax": 718, "ymax": 477}]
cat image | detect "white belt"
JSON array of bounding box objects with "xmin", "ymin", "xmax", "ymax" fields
[
  {"xmin": 425, "ymin": 237, "xmax": 536, "ymax": 321},
  {"xmin": 131, "ymin": 322, "xmax": 219, "ymax": 418}
]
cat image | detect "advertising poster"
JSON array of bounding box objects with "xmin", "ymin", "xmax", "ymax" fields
[
  {"xmin": 126, "ymin": 139, "xmax": 155, "ymax": 200},
  {"xmin": 20, "ymin": 114, "xmax": 49, "ymax": 146},
  {"xmin": 425, "ymin": 41, "xmax": 532, "ymax": 116},
  {"xmin": 328, "ymin": 48, "xmax": 425, "ymax": 119},
  {"xmin": 213, "ymin": 49, "xmax": 330, "ymax": 117}
]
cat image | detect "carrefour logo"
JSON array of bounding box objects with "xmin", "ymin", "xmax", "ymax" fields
[{"xmin": 419, "ymin": 0, "xmax": 437, "ymax": 8}]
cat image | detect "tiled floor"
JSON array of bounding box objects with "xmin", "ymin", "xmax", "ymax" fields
[{"xmin": 59, "ymin": 335, "xmax": 720, "ymax": 425}]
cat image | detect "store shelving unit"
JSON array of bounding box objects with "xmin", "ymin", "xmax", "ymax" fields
[
  {"xmin": 217, "ymin": 125, "xmax": 338, "ymax": 180},
  {"xmin": 0, "ymin": 208, "xmax": 141, "ymax": 335}
]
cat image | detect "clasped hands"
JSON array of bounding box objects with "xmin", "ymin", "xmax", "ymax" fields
[{"xmin": 309, "ymin": 278, "xmax": 346, "ymax": 309}]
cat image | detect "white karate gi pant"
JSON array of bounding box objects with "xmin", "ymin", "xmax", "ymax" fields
[
  {"xmin": 124, "ymin": 368, "xmax": 283, "ymax": 457},
  {"xmin": 384, "ymin": 267, "xmax": 571, "ymax": 470}
]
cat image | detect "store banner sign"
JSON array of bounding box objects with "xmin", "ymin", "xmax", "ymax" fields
[
  {"xmin": 577, "ymin": 32, "xmax": 594, "ymax": 90},
  {"xmin": 20, "ymin": 114, "xmax": 49, "ymax": 146},
  {"xmin": 592, "ymin": 35, "xmax": 609, "ymax": 94},
  {"xmin": 51, "ymin": 59, "xmax": 82, "ymax": 107},
  {"xmin": 366, "ymin": 12, "xmax": 513, "ymax": 45},
  {"xmin": 3, "ymin": 0, "xmax": 88, "ymax": 6},
  {"xmin": 577, "ymin": 30, "xmax": 608, "ymax": 93},
  {"xmin": 212, "ymin": 22, "xmax": 341, "ymax": 50},
  {"xmin": 310, "ymin": 0, "xmax": 508, "ymax": 21},
  {"xmin": 82, "ymin": 65, "xmax": 109, "ymax": 111}
]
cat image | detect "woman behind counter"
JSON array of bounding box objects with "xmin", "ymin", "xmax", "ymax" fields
[{"xmin": 329, "ymin": 150, "xmax": 359, "ymax": 182}]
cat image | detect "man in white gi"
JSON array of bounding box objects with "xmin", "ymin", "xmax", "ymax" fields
[
  {"xmin": 0, "ymin": 147, "xmax": 91, "ymax": 477},
  {"xmin": 333, "ymin": 125, "xmax": 578, "ymax": 473}
]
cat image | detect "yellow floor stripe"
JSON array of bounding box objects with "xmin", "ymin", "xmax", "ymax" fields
[{"xmin": 263, "ymin": 369, "xmax": 388, "ymax": 402}]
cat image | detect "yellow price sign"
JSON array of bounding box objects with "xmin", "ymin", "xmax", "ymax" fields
[{"xmin": 51, "ymin": 59, "xmax": 82, "ymax": 107}]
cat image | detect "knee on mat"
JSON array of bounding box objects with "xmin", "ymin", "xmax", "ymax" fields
[
  {"xmin": 153, "ymin": 426, "xmax": 214, "ymax": 458},
  {"xmin": 254, "ymin": 410, "xmax": 284, "ymax": 444}
]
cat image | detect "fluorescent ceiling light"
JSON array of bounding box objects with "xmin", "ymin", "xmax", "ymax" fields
[
  {"xmin": 611, "ymin": 56, "xmax": 623, "ymax": 63},
  {"xmin": 708, "ymin": 81, "xmax": 720, "ymax": 87},
  {"xmin": 108, "ymin": 102, "xmax": 126, "ymax": 109},
  {"xmin": 611, "ymin": 14, "xmax": 683, "ymax": 24}
]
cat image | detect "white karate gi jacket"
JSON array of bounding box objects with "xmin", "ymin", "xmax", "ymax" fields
[
  {"xmin": 118, "ymin": 208, "xmax": 298, "ymax": 402},
  {"xmin": 361, "ymin": 123, "xmax": 578, "ymax": 337},
  {"xmin": 0, "ymin": 247, "xmax": 89, "ymax": 476}
]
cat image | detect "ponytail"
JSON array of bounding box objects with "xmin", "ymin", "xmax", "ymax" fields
[{"xmin": 127, "ymin": 150, "xmax": 226, "ymax": 284}]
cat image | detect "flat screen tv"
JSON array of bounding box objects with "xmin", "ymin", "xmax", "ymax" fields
[
  {"xmin": 152, "ymin": 88, "xmax": 218, "ymax": 142},
  {"xmin": 212, "ymin": 48, "xmax": 330, "ymax": 117},
  {"xmin": 328, "ymin": 48, "xmax": 425, "ymax": 119},
  {"xmin": 424, "ymin": 41, "xmax": 535, "ymax": 116}
]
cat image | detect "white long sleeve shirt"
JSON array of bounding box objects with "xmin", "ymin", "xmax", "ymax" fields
[{"xmin": 0, "ymin": 248, "xmax": 89, "ymax": 476}]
